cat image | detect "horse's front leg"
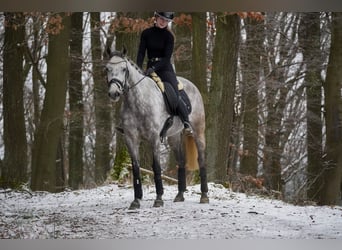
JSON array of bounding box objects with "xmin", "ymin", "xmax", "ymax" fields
[
  {"xmin": 152, "ymin": 149, "xmax": 164, "ymax": 207},
  {"xmin": 129, "ymin": 159, "xmax": 143, "ymax": 209}
]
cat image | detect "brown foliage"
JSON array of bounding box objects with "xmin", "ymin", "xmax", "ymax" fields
[
  {"xmin": 45, "ymin": 14, "xmax": 64, "ymax": 35},
  {"xmin": 109, "ymin": 16, "xmax": 154, "ymax": 34},
  {"xmin": 173, "ymin": 13, "xmax": 192, "ymax": 28},
  {"xmin": 226, "ymin": 12, "xmax": 264, "ymax": 21},
  {"xmin": 228, "ymin": 172, "xmax": 266, "ymax": 193},
  {"xmin": 4, "ymin": 13, "xmax": 25, "ymax": 30},
  {"xmin": 109, "ymin": 13, "xmax": 193, "ymax": 34}
]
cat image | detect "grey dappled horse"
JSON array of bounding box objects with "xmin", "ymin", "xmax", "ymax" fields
[{"xmin": 106, "ymin": 49, "xmax": 209, "ymax": 209}]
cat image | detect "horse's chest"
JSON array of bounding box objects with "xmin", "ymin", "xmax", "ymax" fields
[{"xmin": 121, "ymin": 101, "xmax": 164, "ymax": 127}]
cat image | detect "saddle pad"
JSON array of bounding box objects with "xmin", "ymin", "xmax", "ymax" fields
[{"xmin": 150, "ymin": 72, "xmax": 184, "ymax": 92}]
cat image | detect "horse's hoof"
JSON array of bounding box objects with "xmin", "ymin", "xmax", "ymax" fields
[
  {"xmin": 129, "ymin": 199, "xmax": 140, "ymax": 210},
  {"xmin": 173, "ymin": 192, "xmax": 185, "ymax": 202},
  {"xmin": 153, "ymin": 199, "xmax": 164, "ymax": 207},
  {"xmin": 200, "ymin": 193, "xmax": 209, "ymax": 204}
]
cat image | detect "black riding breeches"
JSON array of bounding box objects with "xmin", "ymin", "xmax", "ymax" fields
[
  {"xmin": 156, "ymin": 70, "xmax": 179, "ymax": 97},
  {"xmin": 155, "ymin": 70, "xmax": 190, "ymax": 123}
]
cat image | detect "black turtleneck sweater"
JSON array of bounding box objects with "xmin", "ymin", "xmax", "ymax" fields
[{"xmin": 136, "ymin": 25, "xmax": 174, "ymax": 73}]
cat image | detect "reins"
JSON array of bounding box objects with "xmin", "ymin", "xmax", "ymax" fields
[
  {"xmin": 108, "ymin": 57, "xmax": 147, "ymax": 94},
  {"xmin": 128, "ymin": 74, "xmax": 148, "ymax": 91}
]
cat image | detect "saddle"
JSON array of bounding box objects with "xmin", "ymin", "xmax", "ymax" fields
[{"xmin": 149, "ymin": 72, "xmax": 192, "ymax": 141}]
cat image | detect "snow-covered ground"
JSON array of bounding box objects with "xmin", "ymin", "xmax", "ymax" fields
[{"xmin": 1, "ymin": 183, "xmax": 341, "ymax": 239}]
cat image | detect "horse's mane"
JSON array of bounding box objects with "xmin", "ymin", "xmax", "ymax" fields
[{"xmin": 109, "ymin": 50, "xmax": 144, "ymax": 75}]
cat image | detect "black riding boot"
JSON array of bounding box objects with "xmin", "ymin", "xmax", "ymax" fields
[{"xmin": 177, "ymin": 98, "xmax": 193, "ymax": 135}]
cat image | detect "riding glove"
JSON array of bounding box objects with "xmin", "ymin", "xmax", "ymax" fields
[{"xmin": 145, "ymin": 67, "xmax": 155, "ymax": 76}]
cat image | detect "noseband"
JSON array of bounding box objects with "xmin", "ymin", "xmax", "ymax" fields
[
  {"xmin": 107, "ymin": 58, "xmax": 147, "ymax": 95},
  {"xmin": 108, "ymin": 77, "xmax": 125, "ymax": 93},
  {"xmin": 107, "ymin": 60, "xmax": 129, "ymax": 94}
]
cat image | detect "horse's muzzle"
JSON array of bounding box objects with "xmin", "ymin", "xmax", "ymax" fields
[
  {"xmin": 108, "ymin": 78, "xmax": 125, "ymax": 101},
  {"xmin": 108, "ymin": 85, "xmax": 123, "ymax": 102},
  {"xmin": 108, "ymin": 91, "xmax": 120, "ymax": 99}
]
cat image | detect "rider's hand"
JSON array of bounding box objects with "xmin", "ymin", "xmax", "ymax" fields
[{"xmin": 145, "ymin": 67, "xmax": 154, "ymax": 76}]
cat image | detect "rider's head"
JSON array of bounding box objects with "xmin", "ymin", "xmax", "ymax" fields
[
  {"xmin": 154, "ymin": 12, "xmax": 174, "ymax": 29},
  {"xmin": 154, "ymin": 12, "xmax": 174, "ymax": 22}
]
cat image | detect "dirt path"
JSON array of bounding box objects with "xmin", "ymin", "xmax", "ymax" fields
[{"xmin": 1, "ymin": 183, "xmax": 342, "ymax": 239}]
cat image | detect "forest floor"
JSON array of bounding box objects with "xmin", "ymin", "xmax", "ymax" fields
[{"xmin": 1, "ymin": 182, "xmax": 342, "ymax": 239}]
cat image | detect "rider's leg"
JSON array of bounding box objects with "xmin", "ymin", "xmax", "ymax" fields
[
  {"xmin": 158, "ymin": 71, "xmax": 193, "ymax": 134},
  {"xmin": 177, "ymin": 98, "xmax": 193, "ymax": 134}
]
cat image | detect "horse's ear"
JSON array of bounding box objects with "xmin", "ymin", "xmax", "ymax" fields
[
  {"xmin": 122, "ymin": 46, "xmax": 127, "ymax": 56},
  {"xmin": 106, "ymin": 46, "xmax": 112, "ymax": 58}
]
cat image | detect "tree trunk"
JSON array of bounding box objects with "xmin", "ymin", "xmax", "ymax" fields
[
  {"xmin": 113, "ymin": 12, "xmax": 151, "ymax": 177},
  {"xmin": 190, "ymin": 12, "xmax": 208, "ymax": 176},
  {"xmin": 298, "ymin": 12, "xmax": 323, "ymax": 202},
  {"xmin": 68, "ymin": 12, "xmax": 84, "ymax": 189},
  {"xmin": 191, "ymin": 12, "xmax": 208, "ymax": 101},
  {"xmin": 239, "ymin": 16, "xmax": 263, "ymax": 177},
  {"xmin": 31, "ymin": 15, "xmax": 43, "ymax": 129},
  {"xmin": 91, "ymin": 12, "xmax": 112, "ymax": 184},
  {"xmin": 262, "ymin": 13, "xmax": 300, "ymax": 192},
  {"xmin": 2, "ymin": 12, "xmax": 28, "ymax": 188},
  {"xmin": 206, "ymin": 13, "xmax": 240, "ymax": 183},
  {"xmin": 31, "ymin": 13, "xmax": 70, "ymax": 192},
  {"xmin": 174, "ymin": 13, "xmax": 192, "ymax": 79},
  {"xmin": 320, "ymin": 12, "xmax": 342, "ymax": 205}
]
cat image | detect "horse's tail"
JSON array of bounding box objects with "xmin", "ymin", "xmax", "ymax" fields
[{"xmin": 185, "ymin": 135, "xmax": 199, "ymax": 171}]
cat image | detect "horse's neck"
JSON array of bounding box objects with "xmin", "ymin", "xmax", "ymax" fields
[{"xmin": 125, "ymin": 71, "xmax": 161, "ymax": 110}]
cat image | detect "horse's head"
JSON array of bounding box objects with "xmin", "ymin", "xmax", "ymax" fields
[{"xmin": 105, "ymin": 48, "xmax": 129, "ymax": 102}]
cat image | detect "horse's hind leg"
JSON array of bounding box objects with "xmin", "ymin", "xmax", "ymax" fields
[
  {"xmin": 168, "ymin": 135, "xmax": 186, "ymax": 202},
  {"xmin": 199, "ymin": 168, "xmax": 209, "ymax": 203}
]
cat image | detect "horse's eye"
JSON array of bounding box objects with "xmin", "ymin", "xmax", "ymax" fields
[{"xmin": 105, "ymin": 67, "xmax": 111, "ymax": 73}]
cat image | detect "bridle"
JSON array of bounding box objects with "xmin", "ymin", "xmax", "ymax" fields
[{"xmin": 107, "ymin": 58, "xmax": 147, "ymax": 95}]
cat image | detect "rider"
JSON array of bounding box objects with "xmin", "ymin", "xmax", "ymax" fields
[{"xmin": 136, "ymin": 11, "xmax": 193, "ymax": 135}]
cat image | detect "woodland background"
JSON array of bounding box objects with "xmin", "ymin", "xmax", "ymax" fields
[{"xmin": 0, "ymin": 12, "xmax": 341, "ymax": 206}]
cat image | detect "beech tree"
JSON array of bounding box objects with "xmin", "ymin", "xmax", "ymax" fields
[
  {"xmin": 174, "ymin": 13, "xmax": 192, "ymax": 79},
  {"xmin": 31, "ymin": 13, "xmax": 70, "ymax": 192},
  {"xmin": 2, "ymin": 12, "xmax": 27, "ymax": 188},
  {"xmin": 321, "ymin": 12, "xmax": 342, "ymax": 205},
  {"xmin": 206, "ymin": 13, "xmax": 240, "ymax": 183},
  {"xmin": 68, "ymin": 12, "xmax": 84, "ymax": 189},
  {"xmin": 91, "ymin": 12, "xmax": 112, "ymax": 184},
  {"xmin": 298, "ymin": 12, "xmax": 323, "ymax": 202},
  {"xmin": 190, "ymin": 12, "xmax": 207, "ymax": 95},
  {"xmin": 239, "ymin": 16, "xmax": 264, "ymax": 177}
]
